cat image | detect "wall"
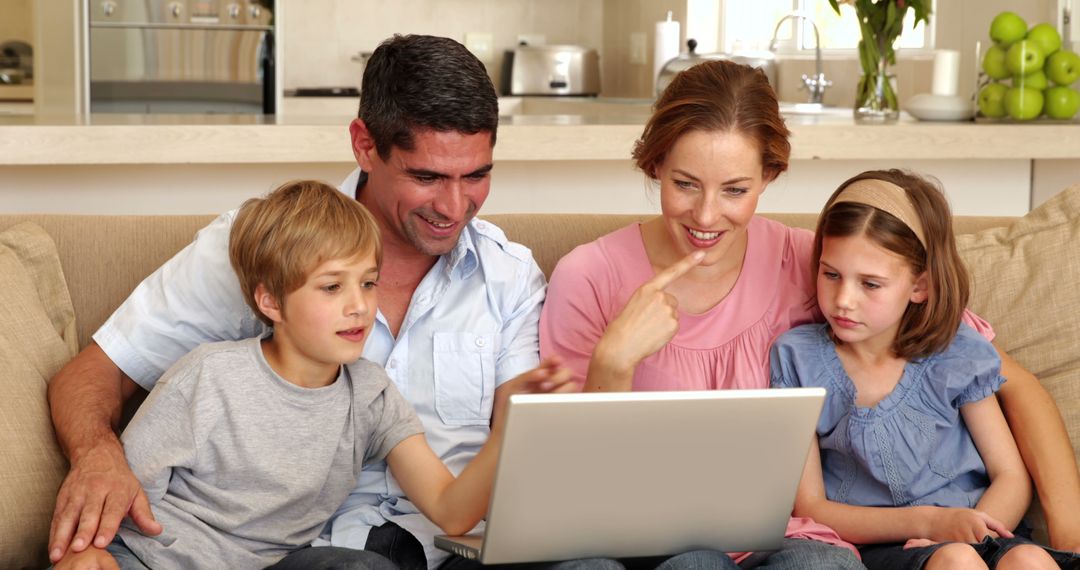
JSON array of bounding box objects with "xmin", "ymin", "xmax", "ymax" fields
[
  {"xmin": 0, "ymin": 0, "xmax": 34, "ymax": 44},
  {"xmin": 599, "ymin": 0, "xmax": 685, "ymax": 98},
  {"xmin": 281, "ymin": 0, "xmax": 603, "ymax": 92}
]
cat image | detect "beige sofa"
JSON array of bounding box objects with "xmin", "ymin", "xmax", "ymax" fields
[{"xmin": 2, "ymin": 185, "xmax": 1079, "ymax": 569}]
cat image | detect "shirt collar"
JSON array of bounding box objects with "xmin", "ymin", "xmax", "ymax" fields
[{"xmin": 340, "ymin": 167, "xmax": 479, "ymax": 281}]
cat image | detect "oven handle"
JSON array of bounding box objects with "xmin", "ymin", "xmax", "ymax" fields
[{"xmin": 89, "ymin": 22, "xmax": 272, "ymax": 32}]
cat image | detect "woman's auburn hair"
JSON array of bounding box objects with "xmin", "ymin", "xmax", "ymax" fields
[
  {"xmin": 632, "ymin": 59, "xmax": 791, "ymax": 183},
  {"xmin": 813, "ymin": 169, "xmax": 971, "ymax": 360}
]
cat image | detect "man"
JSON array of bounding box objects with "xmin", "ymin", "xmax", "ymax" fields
[{"xmin": 47, "ymin": 34, "xmax": 548, "ymax": 569}]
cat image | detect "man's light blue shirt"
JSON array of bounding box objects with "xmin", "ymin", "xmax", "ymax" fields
[{"xmin": 94, "ymin": 169, "xmax": 546, "ymax": 567}]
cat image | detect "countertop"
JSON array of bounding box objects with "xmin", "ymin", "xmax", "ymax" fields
[{"xmin": 2, "ymin": 109, "xmax": 1079, "ymax": 165}]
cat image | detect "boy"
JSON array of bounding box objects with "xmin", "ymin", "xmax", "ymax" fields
[{"xmin": 56, "ymin": 181, "xmax": 569, "ymax": 569}]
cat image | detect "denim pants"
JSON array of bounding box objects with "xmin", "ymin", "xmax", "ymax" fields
[
  {"xmin": 365, "ymin": 521, "xmax": 741, "ymax": 570},
  {"xmin": 93, "ymin": 535, "xmax": 397, "ymax": 570},
  {"xmin": 737, "ymin": 538, "xmax": 866, "ymax": 569}
]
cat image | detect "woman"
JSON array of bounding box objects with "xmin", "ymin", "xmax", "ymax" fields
[{"xmin": 538, "ymin": 60, "xmax": 1080, "ymax": 567}]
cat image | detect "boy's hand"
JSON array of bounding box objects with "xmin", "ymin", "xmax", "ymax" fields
[
  {"xmin": 491, "ymin": 358, "xmax": 576, "ymax": 431},
  {"xmin": 54, "ymin": 543, "xmax": 121, "ymax": 570}
]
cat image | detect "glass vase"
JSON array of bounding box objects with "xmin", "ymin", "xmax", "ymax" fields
[{"xmin": 853, "ymin": 47, "xmax": 900, "ymax": 124}]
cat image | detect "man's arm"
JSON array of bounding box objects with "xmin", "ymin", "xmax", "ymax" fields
[
  {"xmin": 46, "ymin": 343, "xmax": 161, "ymax": 564},
  {"xmin": 994, "ymin": 342, "xmax": 1080, "ymax": 552}
]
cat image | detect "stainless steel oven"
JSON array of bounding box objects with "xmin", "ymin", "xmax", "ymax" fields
[{"xmin": 88, "ymin": 0, "xmax": 275, "ymax": 114}]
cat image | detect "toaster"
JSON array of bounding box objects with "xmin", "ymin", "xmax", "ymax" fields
[{"xmin": 501, "ymin": 45, "xmax": 600, "ymax": 96}]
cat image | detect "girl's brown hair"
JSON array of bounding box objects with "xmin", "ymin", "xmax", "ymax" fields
[
  {"xmin": 632, "ymin": 59, "xmax": 791, "ymax": 182},
  {"xmin": 812, "ymin": 169, "xmax": 970, "ymax": 359},
  {"xmin": 229, "ymin": 180, "xmax": 383, "ymax": 326}
]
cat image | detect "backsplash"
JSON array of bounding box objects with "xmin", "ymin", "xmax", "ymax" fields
[{"xmin": 280, "ymin": 0, "xmax": 603, "ymax": 92}]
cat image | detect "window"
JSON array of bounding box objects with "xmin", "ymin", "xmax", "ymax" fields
[{"xmin": 713, "ymin": 0, "xmax": 933, "ymax": 54}]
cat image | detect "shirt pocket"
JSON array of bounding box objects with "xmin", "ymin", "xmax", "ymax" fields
[{"xmin": 433, "ymin": 332, "xmax": 496, "ymax": 426}]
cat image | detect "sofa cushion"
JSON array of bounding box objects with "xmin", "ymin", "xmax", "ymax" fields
[
  {"xmin": 957, "ymin": 183, "xmax": 1080, "ymax": 544},
  {"xmin": 0, "ymin": 222, "xmax": 76, "ymax": 570}
]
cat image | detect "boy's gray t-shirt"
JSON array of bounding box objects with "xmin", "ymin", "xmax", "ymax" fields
[{"xmin": 117, "ymin": 338, "xmax": 423, "ymax": 569}]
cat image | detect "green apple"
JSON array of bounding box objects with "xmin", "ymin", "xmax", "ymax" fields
[
  {"xmin": 1014, "ymin": 69, "xmax": 1049, "ymax": 90},
  {"xmin": 1046, "ymin": 49, "xmax": 1080, "ymax": 86},
  {"xmin": 1006, "ymin": 40, "xmax": 1046, "ymax": 76},
  {"xmin": 978, "ymin": 82, "xmax": 1010, "ymax": 117},
  {"xmin": 982, "ymin": 45, "xmax": 1011, "ymax": 80},
  {"xmin": 1026, "ymin": 23, "xmax": 1062, "ymax": 56},
  {"xmin": 1004, "ymin": 86, "xmax": 1044, "ymax": 120},
  {"xmin": 1044, "ymin": 86, "xmax": 1080, "ymax": 119},
  {"xmin": 990, "ymin": 11, "xmax": 1028, "ymax": 48}
]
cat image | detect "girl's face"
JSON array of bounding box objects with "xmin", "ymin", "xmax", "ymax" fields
[
  {"xmin": 817, "ymin": 233, "xmax": 928, "ymax": 354},
  {"xmin": 656, "ymin": 130, "xmax": 769, "ymax": 268}
]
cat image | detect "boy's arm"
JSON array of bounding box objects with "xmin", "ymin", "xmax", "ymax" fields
[
  {"xmin": 387, "ymin": 360, "xmax": 574, "ymax": 536},
  {"xmin": 792, "ymin": 439, "xmax": 1012, "ymax": 544},
  {"xmin": 994, "ymin": 342, "xmax": 1080, "ymax": 552},
  {"xmin": 963, "ymin": 393, "xmax": 1032, "ymax": 531},
  {"xmin": 47, "ymin": 343, "xmax": 160, "ymax": 563}
]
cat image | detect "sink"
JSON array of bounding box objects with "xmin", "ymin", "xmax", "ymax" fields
[{"xmin": 778, "ymin": 102, "xmax": 850, "ymax": 117}]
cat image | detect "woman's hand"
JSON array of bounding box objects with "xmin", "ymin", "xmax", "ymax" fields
[
  {"xmin": 53, "ymin": 544, "xmax": 120, "ymax": 570},
  {"xmin": 922, "ymin": 507, "xmax": 1013, "ymax": 543},
  {"xmin": 589, "ymin": 251, "xmax": 704, "ymax": 386}
]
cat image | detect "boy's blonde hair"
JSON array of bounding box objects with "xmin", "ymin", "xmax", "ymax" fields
[{"xmin": 229, "ymin": 180, "xmax": 382, "ymax": 326}]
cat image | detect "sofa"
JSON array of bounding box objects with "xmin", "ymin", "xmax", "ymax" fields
[{"xmin": 2, "ymin": 184, "xmax": 1079, "ymax": 569}]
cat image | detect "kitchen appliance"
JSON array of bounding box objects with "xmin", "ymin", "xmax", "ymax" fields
[
  {"xmin": 0, "ymin": 41, "xmax": 33, "ymax": 85},
  {"xmin": 88, "ymin": 0, "xmax": 275, "ymax": 114},
  {"xmin": 655, "ymin": 39, "xmax": 777, "ymax": 97},
  {"xmin": 500, "ymin": 45, "xmax": 600, "ymax": 96}
]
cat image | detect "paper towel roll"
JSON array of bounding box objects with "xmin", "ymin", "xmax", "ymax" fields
[
  {"xmin": 932, "ymin": 49, "xmax": 961, "ymax": 97},
  {"xmin": 654, "ymin": 12, "xmax": 680, "ymax": 93}
]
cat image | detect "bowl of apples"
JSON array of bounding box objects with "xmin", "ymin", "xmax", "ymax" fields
[{"xmin": 977, "ymin": 11, "xmax": 1080, "ymax": 122}]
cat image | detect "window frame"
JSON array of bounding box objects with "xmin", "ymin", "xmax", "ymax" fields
[{"xmin": 718, "ymin": 0, "xmax": 936, "ymax": 57}]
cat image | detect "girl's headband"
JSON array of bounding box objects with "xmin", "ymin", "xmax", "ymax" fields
[{"xmin": 831, "ymin": 179, "xmax": 926, "ymax": 248}]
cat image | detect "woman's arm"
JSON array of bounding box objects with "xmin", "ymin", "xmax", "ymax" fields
[
  {"xmin": 963, "ymin": 393, "xmax": 1032, "ymax": 531},
  {"xmin": 993, "ymin": 342, "xmax": 1080, "ymax": 551},
  {"xmin": 584, "ymin": 251, "xmax": 703, "ymax": 392},
  {"xmin": 793, "ymin": 440, "xmax": 1011, "ymax": 544}
]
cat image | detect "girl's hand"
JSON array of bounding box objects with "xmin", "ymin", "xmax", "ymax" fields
[
  {"xmin": 593, "ymin": 251, "xmax": 703, "ymax": 373},
  {"xmin": 925, "ymin": 507, "xmax": 1014, "ymax": 543}
]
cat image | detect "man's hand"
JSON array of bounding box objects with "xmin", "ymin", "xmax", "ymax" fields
[
  {"xmin": 49, "ymin": 440, "xmax": 161, "ymax": 563},
  {"xmin": 53, "ymin": 543, "xmax": 121, "ymax": 570}
]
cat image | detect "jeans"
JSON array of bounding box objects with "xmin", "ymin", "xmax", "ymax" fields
[
  {"xmin": 738, "ymin": 538, "xmax": 866, "ymax": 569},
  {"xmin": 440, "ymin": 550, "xmax": 739, "ymax": 570},
  {"xmin": 268, "ymin": 545, "xmax": 400, "ymax": 570}
]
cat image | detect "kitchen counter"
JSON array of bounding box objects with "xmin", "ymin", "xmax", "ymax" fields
[{"xmin": 2, "ymin": 111, "xmax": 1080, "ymax": 165}]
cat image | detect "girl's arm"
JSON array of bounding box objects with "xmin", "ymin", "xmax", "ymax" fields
[
  {"xmin": 962, "ymin": 391, "xmax": 1031, "ymax": 531},
  {"xmin": 994, "ymin": 342, "xmax": 1080, "ymax": 552},
  {"xmin": 387, "ymin": 361, "xmax": 574, "ymax": 536},
  {"xmin": 792, "ymin": 439, "xmax": 1011, "ymax": 544}
]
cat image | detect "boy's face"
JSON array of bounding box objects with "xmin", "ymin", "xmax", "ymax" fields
[{"xmin": 260, "ymin": 251, "xmax": 379, "ymax": 383}]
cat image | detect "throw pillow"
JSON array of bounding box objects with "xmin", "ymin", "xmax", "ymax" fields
[
  {"xmin": 0, "ymin": 222, "xmax": 77, "ymax": 570},
  {"xmin": 957, "ymin": 182, "xmax": 1080, "ymax": 545}
]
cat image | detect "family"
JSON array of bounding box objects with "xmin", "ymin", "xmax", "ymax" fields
[{"xmin": 45, "ymin": 34, "xmax": 1080, "ymax": 570}]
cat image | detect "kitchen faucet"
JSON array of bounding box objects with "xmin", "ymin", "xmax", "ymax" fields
[{"xmin": 769, "ymin": 13, "xmax": 831, "ymax": 105}]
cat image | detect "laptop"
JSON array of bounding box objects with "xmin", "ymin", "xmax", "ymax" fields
[{"xmin": 435, "ymin": 387, "xmax": 826, "ymax": 564}]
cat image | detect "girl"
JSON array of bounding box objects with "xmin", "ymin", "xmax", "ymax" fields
[{"xmin": 770, "ymin": 170, "xmax": 1079, "ymax": 569}]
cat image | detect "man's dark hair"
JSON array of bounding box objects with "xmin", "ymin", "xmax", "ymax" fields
[{"xmin": 359, "ymin": 34, "xmax": 498, "ymax": 159}]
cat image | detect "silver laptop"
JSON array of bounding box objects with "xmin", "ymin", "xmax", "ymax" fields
[{"xmin": 435, "ymin": 388, "xmax": 826, "ymax": 564}]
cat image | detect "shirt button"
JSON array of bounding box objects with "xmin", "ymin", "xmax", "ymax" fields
[
  {"xmin": 388, "ymin": 358, "xmax": 397, "ymax": 369},
  {"xmin": 476, "ymin": 221, "xmax": 487, "ymax": 230},
  {"xmin": 474, "ymin": 337, "xmax": 486, "ymax": 348}
]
